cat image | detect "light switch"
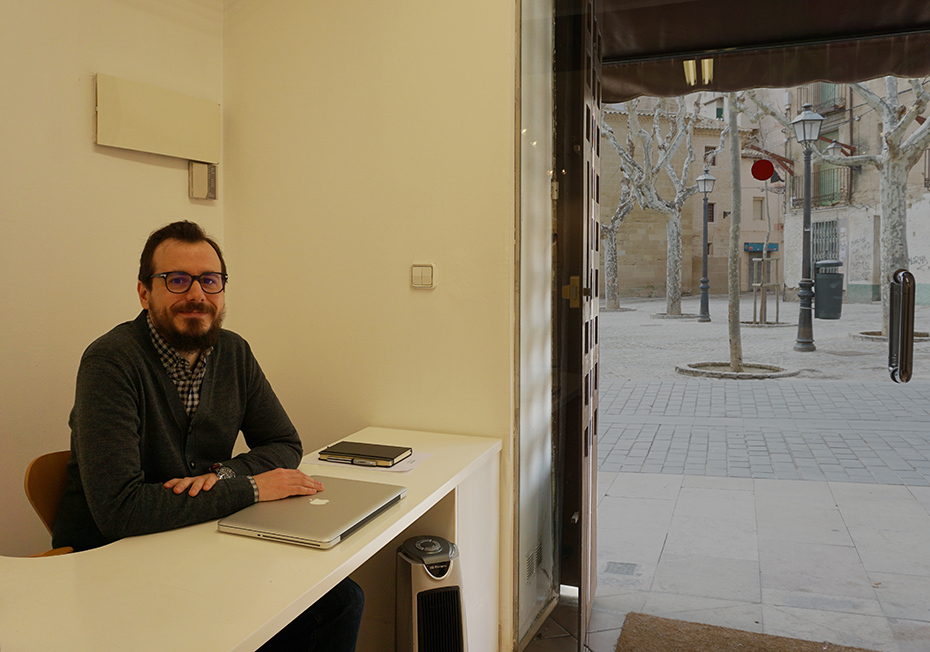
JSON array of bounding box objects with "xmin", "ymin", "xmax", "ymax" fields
[{"xmin": 411, "ymin": 264, "xmax": 435, "ymax": 289}]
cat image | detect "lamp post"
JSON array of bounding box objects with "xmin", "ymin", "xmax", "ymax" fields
[
  {"xmin": 696, "ymin": 168, "xmax": 716, "ymax": 322},
  {"xmin": 790, "ymin": 103, "xmax": 824, "ymax": 352}
]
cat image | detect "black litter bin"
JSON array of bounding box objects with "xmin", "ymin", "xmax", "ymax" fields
[{"xmin": 814, "ymin": 259, "xmax": 844, "ymax": 319}]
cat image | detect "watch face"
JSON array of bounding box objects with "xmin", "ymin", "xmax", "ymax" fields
[{"xmin": 214, "ymin": 466, "xmax": 236, "ymax": 480}]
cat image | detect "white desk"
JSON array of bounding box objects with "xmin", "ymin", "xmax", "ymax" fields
[{"xmin": 1, "ymin": 428, "xmax": 502, "ymax": 652}]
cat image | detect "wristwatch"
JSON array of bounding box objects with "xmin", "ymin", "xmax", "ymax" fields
[{"xmin": 209, "ymin": 463, "xmax": 237, "ymax": 480}]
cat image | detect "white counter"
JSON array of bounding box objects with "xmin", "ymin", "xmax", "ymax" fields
[{"xmin": 0, "ymin": 428, "xmax": 502, "ymax": 652}]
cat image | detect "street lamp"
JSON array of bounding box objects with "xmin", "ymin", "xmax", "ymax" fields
[
  {"xmin": 696, "ymin": 168, "xmax": 716, "ymax": 322},
  {"xmin": 790, "ymin": 103, "xmax": 824, "ymax": 352}
]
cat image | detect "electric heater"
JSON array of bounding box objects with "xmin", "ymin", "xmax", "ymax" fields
[{"xmin": 396, "ymin": 535, "xmax": 467, "ymax": 652}]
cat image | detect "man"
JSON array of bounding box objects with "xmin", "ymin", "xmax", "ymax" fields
[{"xmin": 53, "ymin": 220, "xmax": 362, "ymax": 651}]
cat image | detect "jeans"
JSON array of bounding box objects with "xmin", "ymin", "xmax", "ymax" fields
[{"xmin": 258, "ymin": 577, "xmax": 364, "ymax": 652}]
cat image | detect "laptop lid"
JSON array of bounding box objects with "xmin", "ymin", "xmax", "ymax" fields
[{"xmin": 217, "ymin": 476, "xmax": 407, "ymax": 549}]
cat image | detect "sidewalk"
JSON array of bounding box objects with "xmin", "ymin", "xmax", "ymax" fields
[{"xmin": 526, "ymin": 295, "xmax": 930, "ymax": 652}]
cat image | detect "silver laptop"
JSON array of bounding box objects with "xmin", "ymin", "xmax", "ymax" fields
[{"xmin": 218, "ymin": 476, "xmax": 407, "ymax": 549}]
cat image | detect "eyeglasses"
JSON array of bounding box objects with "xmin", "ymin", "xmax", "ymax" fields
[{"xmin": 150, "ymin": 272, "xmax": 228, "ymax": 294}]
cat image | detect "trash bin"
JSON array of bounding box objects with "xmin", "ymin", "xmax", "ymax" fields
[{"xmin": 814, "ymin": 259, "xmax": 843, "ymax": 319}]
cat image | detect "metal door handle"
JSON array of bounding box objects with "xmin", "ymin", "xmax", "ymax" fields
[{"xmin": 562, "ymin": 276, "xmax": 581, "ymax": 308}]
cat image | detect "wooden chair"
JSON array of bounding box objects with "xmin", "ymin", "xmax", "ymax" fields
[{"xmin": 24, "ymin": 450, "xmax": 73, "ymax": 556}]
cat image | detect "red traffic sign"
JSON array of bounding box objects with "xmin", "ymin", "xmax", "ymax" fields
[{"xmin": 751, "ymin": 159, "xmax": 775, "ymax": 181}]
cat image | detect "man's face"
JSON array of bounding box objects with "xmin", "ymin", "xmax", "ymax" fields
[{"xmin": 137, "ymin": 239, "xmax": 226, "ymax": 353}]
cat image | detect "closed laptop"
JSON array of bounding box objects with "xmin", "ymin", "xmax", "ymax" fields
[{"xmin": 218, "ymin": 475, "xmax": 407, "ymax": 549}]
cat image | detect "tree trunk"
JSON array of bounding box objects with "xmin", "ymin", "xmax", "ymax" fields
[
  {"xmin": 759, "ymin": 179, "xmax": 773, "ymax": 324},
  {"xmin": 727, "ymin": 94, "xmax": 743, "ymax": 372},
  {"xmin": 879, "ymin": 157, "xmax": 910, "ymax": 335},
  {"xmin": 666, "ymin": 216, "xmax": 682, "ymax": 315},
  {"xmin": 604, "ymin": 227, "xmax": 621, "ymax": 309}
]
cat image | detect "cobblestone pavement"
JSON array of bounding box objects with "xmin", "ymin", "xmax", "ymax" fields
[
  {"xmin": 597, "ymin": 294, "xmax": 930, "ymax": 484},
  {"xmin": 599, "ymin": 379, "xmax": 930, "ymax": 484}
]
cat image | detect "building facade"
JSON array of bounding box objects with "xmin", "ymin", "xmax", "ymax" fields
[
  {"xmin": 779, "ymin": 78, "xmax": 930, "ymax": 305},
  {"xmin": 601, "ymin": 80, "xmax": 930, "ymax": 308}
]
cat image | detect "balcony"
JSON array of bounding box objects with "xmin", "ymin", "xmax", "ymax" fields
[
  {"xmin": 797, "ymin": 82, "xmax": 846, "ymax": 115},
  {"xmin": 789, "ymin": 166, "xmax": 853, "ymax": 208}
]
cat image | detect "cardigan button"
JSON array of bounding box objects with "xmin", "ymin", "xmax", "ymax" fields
[{"xmin": 189, "ymin": 460, "xmax": 196, "ymax": 469}]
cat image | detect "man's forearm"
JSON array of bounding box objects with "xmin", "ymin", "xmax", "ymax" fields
[{"xmin": 85, "ymin": 472, "xmax": 257, "ymax": 541}]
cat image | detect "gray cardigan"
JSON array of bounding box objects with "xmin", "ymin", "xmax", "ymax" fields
[{"xmin": 53, "ymin": 311, "xmax": 303, "ymax": 551}]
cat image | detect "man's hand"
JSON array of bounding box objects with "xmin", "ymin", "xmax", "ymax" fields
[
  {"xmin": 164, "ymin": 473, "xmax": 218, "ymax": 497},
  {"xmin": 164, "ymin": 468, "xmax": 323, "ymax": 501},
  {"xmin": 253, "ymin": 468, "xmax": 324, "ymax": 502}
]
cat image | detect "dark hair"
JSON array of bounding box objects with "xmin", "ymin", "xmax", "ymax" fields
[{"xmin": 138, "ymin": 221, "xmax": 227, "ymax": 287}]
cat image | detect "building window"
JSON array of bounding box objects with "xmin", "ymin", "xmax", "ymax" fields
[
  {"xmin": 706, "ymin": 202, "xmax": 715, "ymax": 222},
  {"xmin": 753, "ymin": 197, "xmax": 764, "ymax": 220},
  {"xmin": 815, "ymin": 129, "xmax": 842, "ymax": 205},
  {"xmin": 704, "ymin": 146, "xmax": 717, "ymax": 167},
  {"xmin": 812, "ymin": 220, "xmax": 839, "ymax": 266}
]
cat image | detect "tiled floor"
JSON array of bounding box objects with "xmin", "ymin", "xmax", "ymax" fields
[{"xmin": 524, "ymin": 379, "xmax": 930, "ymax": 652}]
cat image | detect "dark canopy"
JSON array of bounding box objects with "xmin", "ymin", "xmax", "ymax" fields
[{"xmin": 600, "ymin": 0, "xmax": 930, "ymax": 102}]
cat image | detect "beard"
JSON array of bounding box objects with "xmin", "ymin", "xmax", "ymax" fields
[{"xmin": 149, "ymin": 301, "xmax": 225, "ymax": 353}]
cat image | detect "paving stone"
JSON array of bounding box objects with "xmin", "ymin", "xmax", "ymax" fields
[{"xmin": 597, "ymin": 378, "xmax": 930, "ymax": 485}]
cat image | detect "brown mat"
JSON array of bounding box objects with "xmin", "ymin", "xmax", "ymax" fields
[{"xmin": 616, "ymin": 612, "xmax": 880, "ymax": 652}]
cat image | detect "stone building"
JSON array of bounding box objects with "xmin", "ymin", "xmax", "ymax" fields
[{"xmin": 778, "ymin": 78, "xmax": 930, "ymax": 305}]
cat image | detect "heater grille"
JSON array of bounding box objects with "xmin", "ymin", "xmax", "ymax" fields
[{"xmin": 416, "ymin": 586, "xmax": 465, "ymax": 652}]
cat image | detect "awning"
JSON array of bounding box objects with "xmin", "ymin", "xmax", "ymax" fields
[{"xmin": 600, "ymin": 0, "xmax": 930, "ymax": 102}]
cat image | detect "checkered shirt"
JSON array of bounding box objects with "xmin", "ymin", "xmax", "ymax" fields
[{"xmin": 146, "ymin": 314, "xmax": 213, "ymax": 417}]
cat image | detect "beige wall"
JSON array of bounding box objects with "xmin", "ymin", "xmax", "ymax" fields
[
  {"xmin": 0, "ymin": 0, "xmax": 225, "ymax": 557},
  {"xmin": 223, "ymin": 0, "xmax": 515, "ymax": 447},
  {"xmin": 222, "ymin": 5, "xmax": 517, "ymax": 641}
]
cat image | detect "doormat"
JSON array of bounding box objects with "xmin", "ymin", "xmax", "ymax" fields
[{"xmin": 615, "ymin": 612, "xmax": 880, "ymax": 652}]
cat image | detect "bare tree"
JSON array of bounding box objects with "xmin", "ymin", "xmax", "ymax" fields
[
  {"xmin": 839, "ymin": 77, "xmax": 930, "ymax": 333},
  {"xmin": 747, "ymin": 78, "xmax": 930, "ymax": 333},
  {"xmin": 603, "ymin": 97, "xmax": 700, "ymax": 315},
  {"xmin": 599, "ymin": 175, "xmax": 635, "ymax": 309}
]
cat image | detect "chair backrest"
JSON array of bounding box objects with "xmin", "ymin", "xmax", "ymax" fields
[{"xmin": 24, "ymin": 451, "xmax": 71, "ymax": 535}]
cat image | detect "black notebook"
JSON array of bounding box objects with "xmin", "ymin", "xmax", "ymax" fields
[{"xmin": 318, "ymin": 441, "xmax": 413, "ymax": 467}]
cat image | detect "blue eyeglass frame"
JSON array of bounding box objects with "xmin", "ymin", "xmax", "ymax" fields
[{"xmin": 149, "ymin": 271, "xmax": 228, "ymax": 294}]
